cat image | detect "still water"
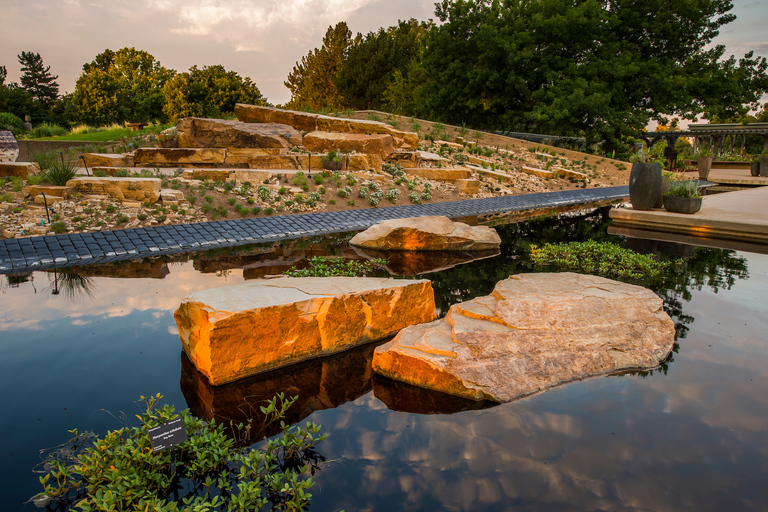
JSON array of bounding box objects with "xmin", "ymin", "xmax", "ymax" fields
[{"xmin": 1, "ymin": 210, "xmax": 767, "ymax": 511}]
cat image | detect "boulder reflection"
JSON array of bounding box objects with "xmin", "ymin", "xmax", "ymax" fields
[
  {"xmin": 372, "ymin": 374, "xmax": 497, "ymax": 414},
  {"xmin": 352, "ymin": 247, "xmax": 500, "ymax": 276},
  {"xmin": 180, "ymin": 342, "xmax": 378, "ymax": 439}
]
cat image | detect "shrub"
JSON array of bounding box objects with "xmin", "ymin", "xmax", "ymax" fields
[
  {"xmin": 34, "ymin": 394, "xmax": 324, "ymax": 511},
  {"xmin": 31, "ymin": 149, "xmax": 58, "ymax": 172},
  {"xmin": 204, "ymin": 195, "xmax": 214, "ymax": 203},
  {"xmin": 201, "ymin": 202, "xmax": 213, "ymax": 214},
  {"xmin": 251, "ymin": 206, "xmax": 261, "ymax": 215},
  {"xmin": 313, "ymin": 174, "xmax": 324, "ymax": 185},
  {"xmin": 105, "ymin": 204, "xmax": 116, "ymax": 214},
  {"xmin": 115, "ymin": 168, "xmax": 129, "ymax": 177},
  {"xmin": 186, "ymin": 195, "xmax": 197, "ymax": 204},
  {"xmin": 529, "ymin": 241, "xmax": 669, "ymax": 282},
  {"xmin": 358, "ymin": 187, "xmax": 368, "ymax": 199},
  {"xmin": 408, "ymin": 192, "xmax": 421, "ymax": 204},
  {"xmin": 227, "ymin": 197, "xmax": 237, "ymax": 205},
  {"xmin": 431, "ymin": 122, "xmax": 448, "ymax": 141},
  {"xmin": 257, "ymin": 185, "xmax": 271, "ymax": 200},
  {"xmin": 50, "ymin": 221, "xmax": 67, "ymax": 234},
  {"xmin": 137, "ymin": 213, "xmax": 147, "ymax": 221},
  {"xmin": 264, "ymin": 207, "xmax": 274, "ymax": 215},
  {"xmin": 337, "ymin": 186, "xmax": 351, "ymax": 198},
  {"xmin": 0, "ymin": 112, "xmax": 25, "ymax": 136},
  {"xmin": 345, "ymin": 174, "xmax": 357, "ymax": 186},
  {"xmin": 369, "ymin": 191, "xmax": 382, "ymax": 206},
  {"xmin": 386, "ymin": 188, "xmax": 399, "ymax": 203},
  {"xmin": 44, "ymin": 153, "xmax": 80, "ymax": 186},
  {"xmin": 32, "ymin": 123, "xmax": 68, "ymax": 138}
]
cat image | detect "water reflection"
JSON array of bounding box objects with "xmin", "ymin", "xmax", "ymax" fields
[
  {"xmin": 352, "ymin": 247, "xmax": 500, "ymax": 276},
  {"xmin": 372, "ymin": 375, "xmax": 497, "ymax": 415},
  {"xmin": 180, "ymin": 343, "xmax": 378, "ymax": 440}
]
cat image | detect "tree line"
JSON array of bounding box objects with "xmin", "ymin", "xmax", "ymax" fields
[
  {"xmin": 285, "ymin": 0, "xmax": 768, "ymax": 152},
  {"xmin": 0, "ymin": 48, "xmax": 266, "ymax": 130}
]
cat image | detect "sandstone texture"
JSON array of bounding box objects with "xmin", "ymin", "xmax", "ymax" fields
[
  {"xmin": 23, "ymin": 185, "xmax": 74, "ymax": 198},
  {"xmin": 174, "ymin": 276, "xmax": 436, "ymax": 386},
  {"xmin": 82, "ymin": 153, "xmax": 134, "ymax": 168},
  {"xmin": 135, "ymin": 148, "xmax": 226, "ymax": 167},
  {"xmin": 303, "ymin": 131, "xmax": 395, "ymax": 158},
  {"xmin": 350, "ymin": 216, "xmax": 500, "ymax": 251},
  {"xmin": 0, "ymin": 162, "xmax": 37, "ymax": 178},
  {"xmin": 66, "ymin": 177, "xmax": 161, "ymax": 203},
  {"xmin": 455, "ymin": 178, "xmax": 481, "ymax": 195},
  {"xmin": 234, "ymin": 104, "xmax": 419, "ymax": 149},
  {"xmin": 372, "ymin": 273, "xmax": 676, "ymax": 402},
  {"xmin": 177, "ymin": 117, "xmax": 302, "ymax": 149}
]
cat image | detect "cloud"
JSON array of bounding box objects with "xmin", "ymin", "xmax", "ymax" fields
[{"xmin": 154, "ymin": 0, "xmax": 380, "ymax": 49}]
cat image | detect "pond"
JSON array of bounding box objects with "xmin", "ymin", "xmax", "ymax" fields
[{"xmin": 1, "ymin": 208, "xmax": 767, "ymax": 511}]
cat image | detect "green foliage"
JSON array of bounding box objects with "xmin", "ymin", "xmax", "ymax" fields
[
  {"xmin": 0, "ymin": 112, "xmax": 25, "ymax": 135},
  {"xmin": 71, "ymin": 47, "xmax": 173, "ymax": 124},
  {"xmin": 336, "ymin": 186, "xmax": 351, "ymax": 198},
  {"xmin": 667, "ymin": 180, "xmax": 701, "ymax": 198},
  {"xmin": 50, "ymin": 221, "xmax": 67, "ymax": 234},
  {"xmin": 530, "ymin": 241, "xmax": 670, "ymax": 281},
  {"xmin": 430, "ymin": 122, "xmax": 448, "ymax": 141},
  {"xmin": 105, "ymin": 205, "xmax": 116, "ymax": 214},
  {"xmin": 44, "ymin": 153, "xmax": 79, "ymax": 186},
  {"xmin": 285, "ymin": 22, "xmax": 353, "ymax": 110},
  {"xmin": 285, "ymin": 256, "xmax": 388, "ymax": 277},
  {"xmin": 421, "ymin": 0, "xmax": 768, "ymax": 151},
  {"xmin": 162, "ymin": 64, "xmax": 265, "ymax": 121},
  {"xmin": 336, "ymin": 19, "xmax": 430, "ymax": 111},
  {"xmin": 35, "ymin": 394, "xmax": 324, "ymax": 511},
  {"xmin": 17, "ymin": 51, "xmax": 59, "ymax": 109}
]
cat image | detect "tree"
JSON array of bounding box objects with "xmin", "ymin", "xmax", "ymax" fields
[
  {"xmin": 71, "ymin": 48, "xmax": 173, "ymax": 125},
  {"xmin": 162, "ymin": 65, "xmax": 266, "ymax": 121},
  {"xmin": 335, "ymin": 19, "xmax": 431, "ymax": 111},
  {"xmin": 284, "ymin": 22, "xmax": 355, "ymax": 111},
  {"xmin": 420, "ymin": 0, "xmax": 768, "ymax": 151},
  {"xmin": 17, "ymin": 51, "xmax": 59, "ymax": 109},
  {"xmin": 0, "ymin": 66, "xmax": 6, "ymax": 86}
]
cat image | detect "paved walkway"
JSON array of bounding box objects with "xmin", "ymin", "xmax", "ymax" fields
[
  {"xmin": 0, "ymin": 186, "xmax": 627, "ymax": 273},
  {"xmin": 610, "ymin": 185, "xmax": 768, "ymax": 246}
]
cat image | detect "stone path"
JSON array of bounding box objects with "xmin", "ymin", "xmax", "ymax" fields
[{"xmin": 0, "ymin": 186, "xmax": 627, "ymax": 273}]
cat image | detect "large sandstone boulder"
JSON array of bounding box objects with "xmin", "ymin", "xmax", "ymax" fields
[
  {"xmin": 350, "ymin": 216, "xmax": 500, "ymax": 251},
  {"xmin": 82, "ymin": 153, "xmax": 134, "ymax": 168},
  {"xmin": 176, "ymin": 117, "xmax": 302, "ymax": 148},
  {"xmin": 174, "ymin": 277, "xmax": 436, "ymax": 386},
  {"xmin": 234, "ymin": 104, "xmax": 419, "ymax": 149},
  {"xmin": 303, "ymin": 131, "xmax": 394, "ymax": 158},
  {"xmin": 0, "ymin": 161, "xmax": 36, "ymax": 178},
  {"xmin": 372, "ymin": 273, "xmax": 676, "ymax": 402},
  {"xmin": 134, "ymin": 148, "xmax": 226, "ymax": 167},
  {"xmin": 66, "ymin": 177, "xmax": 161, "ymax": 203}
]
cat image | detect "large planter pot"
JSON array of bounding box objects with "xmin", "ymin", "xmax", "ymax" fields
[
  {"xmin": 663, "ymin": 195, "xmax": 702, "ymax": 214},
  {"xmin": 751, "ymin": 161, "xmax": 760, "ymax": 176},
  {"xmin": 697, "ymin": 156, "xmax": 713, "ymax": 180},
  {"xmin": 653, "ymin": 175, "xmax": 671, "ymax": 209},
  {"xmin": 760, "ymin": 156, "xmax": 768, "ymax": 177},
  {"xmin": 629, "ymin": 162, "xmax": 662, "ymax": 210}
]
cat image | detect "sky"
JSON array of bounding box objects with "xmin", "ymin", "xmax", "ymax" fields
[{"xmin": 1, "ymin": 0, "xmax": 767, "ymax": 107}]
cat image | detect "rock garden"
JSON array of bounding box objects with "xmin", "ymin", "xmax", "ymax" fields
[{"xmin": 0, "ymin": 105, "xmax": 631, "ymax": 239}]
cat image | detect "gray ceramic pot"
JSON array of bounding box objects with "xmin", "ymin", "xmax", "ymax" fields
[
  {"xmin": 663, "ymin": 195, "xmax": 702, "ymax": 214},
  {"xmin": 697, "ymin": 156, "xmax": 713, "ymax": 180},
  {"xmin": 629, "ymin": 163, "xmax": 662, "ymax": 210}
]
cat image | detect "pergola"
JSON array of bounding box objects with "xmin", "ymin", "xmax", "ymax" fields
[{"xmin": 638, "ymin": 123, "xmax": 768, "ymax": 157}]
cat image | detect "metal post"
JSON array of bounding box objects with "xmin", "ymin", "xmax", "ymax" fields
[
  {"xmin": 41, "ymin": 193, "xmax": 51, "ymax": 224},
  {"xmin": 80, "ymin": 155, "xmax": 90, "ymax": 176}
]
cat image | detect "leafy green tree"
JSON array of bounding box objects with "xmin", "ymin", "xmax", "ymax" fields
[
  {"xmin": 17, "ymin": 51, "xmax": 59, "ymax": 109},
  {"xmin": 420, "ymin": 0, "xmax": 768, "ymax": 151},
  {"xmin": 71, "ymin": 47, "xmax": 173, "ymax": 125},
  {"xmin": 0, "ymin": 66, "xmax": 6, "ymax": 86},
  {"xmin": 284, "ymin": 22, "xmax": 355, "ymax": 111},
  {"xmin": 335, "ymin": 19, "xmax": 431, "ymax": 111},
  {"xmin": 162, "ymin": 64, "xmax": 266, "ymax": 121}
]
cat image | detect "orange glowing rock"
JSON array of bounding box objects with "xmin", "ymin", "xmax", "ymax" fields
[
  {"xmin": 175, "ymin": 277, "xmax": 435, "ymax": 386},
  {"xmin": 349, "ymin": 216, "xmax": 501, "ymax": 251},
  {"xmin": 372, "ymin": 273, "xmax": 676, "ymax": 402}
]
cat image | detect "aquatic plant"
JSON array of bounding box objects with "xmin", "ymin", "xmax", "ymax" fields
[
  {"xmin": 530, "ymin": 241, "xmax": 670, "ymax": 281},
  {"xmin": 284, "ymin": 256, "xmax": 388, "ymax": 277},
  {"xmin": 33, "ymin": 394, "xmax": 325, "ymax": 511}
]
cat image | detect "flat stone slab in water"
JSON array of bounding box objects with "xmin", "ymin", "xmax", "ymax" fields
[
  {"xmin": 350, "ymin": 215, "xmax": 501, "ymax": 251},
  {"xmin": 372, "ymin": 272, "xmax": 675, "ymax": 402},
  {"xmin": 175, "ymin": 276, "xmax": 435, "ymax": 386}
]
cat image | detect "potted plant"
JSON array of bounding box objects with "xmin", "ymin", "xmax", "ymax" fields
[
  {"xmin": 663, "ymin": 180, "xmax": 702, "ymax": 214},
  {"xmin": 753, "ymin": 153, "xmax": 768, "ymax": 177},
  {"xmin": 322, "ymin": 149, "xmax": 343, "ymax": 171},
  {"xmin": 696, "ymin": 147, "xmax": 713, "ymax": 180},
  {"xmin": 629, "ymin": 148, "xmax": 662, "ymax": 210}
]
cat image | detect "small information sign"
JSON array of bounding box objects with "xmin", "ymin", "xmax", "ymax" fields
[{"xmin": 148, "ymin": 417, "xmax": 188, "ymax": 453}]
